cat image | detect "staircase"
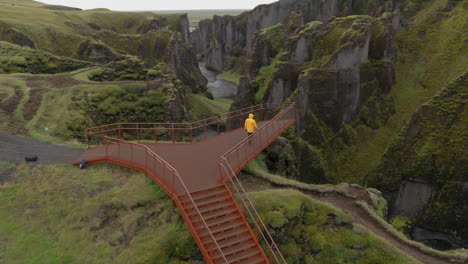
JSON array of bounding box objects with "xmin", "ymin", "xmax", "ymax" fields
[{"xmin": 178, "ymin": 185, "xmax": 268, "ymax": 264}]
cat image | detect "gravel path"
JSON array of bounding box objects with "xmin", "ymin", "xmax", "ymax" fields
[
  {"xmin": 242, "ymin": 174, "xmax": 465, "ymax": 264},
  {"xmin": 0, "ymin": 132, "xmax": 84, "ymax": 164}
]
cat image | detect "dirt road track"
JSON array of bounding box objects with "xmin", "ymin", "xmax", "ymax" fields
[{"xmin": 0, "ymin": 132, "xmax": 84, "ymax": 164}]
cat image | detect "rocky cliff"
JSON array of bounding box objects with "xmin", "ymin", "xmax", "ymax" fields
[
  {"xmin": 0, "ymin": 5, "xmax": 207, "ymax": 91},
  {"xmin": 368, "ymin": 74, "xmax": 467, "ymax": 249},
  {"xmin": 191, "ymin": 0, "xmax": 397, "ymax": 72},
  {"xmin": 193, "ymin": 0, "xmax": 467, "ymax": 251}
]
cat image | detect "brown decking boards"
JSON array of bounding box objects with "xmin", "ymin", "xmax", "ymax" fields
[{"xmin": 145, "ymin": 121, "xmax": 266, "ymax": 192}]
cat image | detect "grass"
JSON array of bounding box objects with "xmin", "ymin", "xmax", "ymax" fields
[
  {"xmin": 321, "ymin": 0, "xmax": 468, "ymax": 183},
  {"xmin": 249, "ymin": 189, "xmax": 419, "ymax": 264},
  {"xmin": 187, "ymin": 93, "xmax": 233, "ymax": 120},
  {"xmin": 71, "ymin": 67, "xmax": 101, "ymax": 82},
  {"xmin": 254, "ymin": 63, "xmax": 276, "ymax": 103},
  {"xmin": 0, "ymin": 1, "xmax": 186, "ymax": 66},
  {"xmin": 0, "ymin": 162, "xmax": 200, "ymax": 264},
  {"xmin": 218, "ymin": 70, "xmax": 242, "ymax": 85}
]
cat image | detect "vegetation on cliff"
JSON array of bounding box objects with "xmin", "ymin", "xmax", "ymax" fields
[
  {"xmin": 201, "ymin": 0, "xmax": 467, "ymax": 250},
  {"xmin": 0, "ymin": 0, "xmax": 206, "ymax": 90},
  {"xmin": 368, "ymin": 73, "xmax": 467, "ymax": 248}
]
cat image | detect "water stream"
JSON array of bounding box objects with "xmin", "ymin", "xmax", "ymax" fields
[{"xmin": 199, "ymin": 65, "xmax": 238, "ymax": 98}]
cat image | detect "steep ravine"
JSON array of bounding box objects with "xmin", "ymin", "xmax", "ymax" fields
[
  {"xmin": 199, "ymin": 65, "xmax": 238, "ymax": 98},
  {"xmin": 191, "ymin": 0, "xmax": 467, "ymax": 251}
]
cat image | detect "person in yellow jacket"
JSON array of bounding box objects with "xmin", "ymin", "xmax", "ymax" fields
[{"xmin": 244, "ymin": 113, "xmax": 258, "ymax": 144}]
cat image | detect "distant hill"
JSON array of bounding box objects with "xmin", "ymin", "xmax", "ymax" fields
[{"xmin": 152, "ymin": 9, "xmax": 247, "ymax": 28}]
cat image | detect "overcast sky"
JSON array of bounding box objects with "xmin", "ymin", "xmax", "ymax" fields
[{"xmin": 39, "ymin": 0, "xmax": 278, "ymax": 11}]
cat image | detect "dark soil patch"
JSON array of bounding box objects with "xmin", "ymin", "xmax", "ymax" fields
[
  {"xmin": 0, "ymin": 167, "xmax": 15, "ymax": 184},
  {"xmin": 23, "ymin": 89, "xmax": 47, "ymax": 120},
  {"xmin": 0, "ymin": 92, "xmax": 8, "ymax": 101},
  {"xmin": 23, "ymin": 75, "xmax": 148, "ymax": 89},
  {"xmin": 23, "ymin": 75, "xmax": 83, "ymax": 88},
  {"xmin": 0, "ymin": 89, "xmax": 23, "ymax": 116}
]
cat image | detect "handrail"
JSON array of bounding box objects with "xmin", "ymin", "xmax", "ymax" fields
[
  {"xmin": 217, "ymin": 103, "xmax": 296, "ymax": 263},
  {"xmin": 86, "ymin": 103, "xmax": 293, "ymax": 146},
  {"xmin": 102, "ymin": 136, "xmax": 229, "ymax": 264},
  {"xmin": 222, "ymin": 104, "xmax": 295, "ymax": 164},
  {"xmin": 82, "ymin": 102, "xmax": 296, "ymax": 263},
  {"xmin": 219, "ymin": 160, "xmax": 287, "ymax": 264}
]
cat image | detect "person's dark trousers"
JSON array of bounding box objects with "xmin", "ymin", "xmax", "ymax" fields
[{"xmin": 247, "ymin": 132, "xmax": 253, "ymax": 145}]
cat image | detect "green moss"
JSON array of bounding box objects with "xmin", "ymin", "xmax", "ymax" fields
[
  {"xmin": 266, "ymin": 211, "xmax": 289, "ymax": 228},
  {"xmin": 0, "ymin": 41, "xmax": 91, "ymax": 74},
  {"xmin": 390, "ymin": 216, "xmax": 413, "ymax": 233},
  {"xmin": 218, "ymin": 70, "xmax": 242, "ymax": 85},
  {"xmin": 368, "ymin": 73, "xmax": 467, "ymax": 242},
  {"xmin": 249, "ymin": 189, "xmax": 417, "ymax": 263},
  {"xmin": 147, "ymin": 69, "xmax": 162, "ymax": 79},
  {"xmin": 253, "ymin": 54, "xmax": 290, "ymax": 103},
  {"xmin": 257, "ymin": 24, "xmax": 287, "ymax": 52},
  {"xmin": 187, "ymin": 93, "xmax": 232, "ymax": 120},
  {"xmin": 368, "ymin": 192, "xmax": 388, "ymax": 219}
]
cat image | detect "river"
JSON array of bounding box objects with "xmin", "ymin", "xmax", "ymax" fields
[{"xmin": 199, "ymin": 65, "xmax": 238, "ymax": 98}]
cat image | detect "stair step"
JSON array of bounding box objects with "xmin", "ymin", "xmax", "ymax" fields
[
  {"xmin": 195, "ymin": 213, "xmax": 241, "ymax": 230},
  {"xmin": 217, "ymin": 234, "xmax": 253, "ymax": 250},
  {"xmin": 199, "ymin": 221, "xmax": 245, "ymax": 239},
  {"xmin": 226, "ymin": 247, "xmax": 263, "ymax": 263},
  {"xmin": 179, "ymin": 186, "xmax": 228, "ymax": 203},
  {"xmin": 201, "ymin": 224, "xmax": 249, "ymax": 242},
  {"xmin": 240, "ymin": 254, "xmax": 267, "ymax": 264},
  {"xmin": 190, "ymin": 185, "xmax": 225, "ymax": 196},
  {"xmin": 183, "ymin": 195, "xmax": 231, "ymax": 209},
  {"xmin": 213, "ymin": 242, "xmax": 258, "ymax": 260},
  {"xmin": 190, "ymin": 206, "xmax": 238, "ymax": 223},
  {"xmin": 185, "ymin": 199, "xmax": 232, "ymax": 215}
]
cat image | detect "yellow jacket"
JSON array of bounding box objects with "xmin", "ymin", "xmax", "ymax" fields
[{"xmin": 244, "ymin": 114, "xmax": 258, "ymax": 133}]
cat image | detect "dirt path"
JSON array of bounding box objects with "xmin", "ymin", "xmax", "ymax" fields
[
  {"xmin": 0, "ymin": 132, "xmax": 84, "ymax": 164},
  {"xmin": 309, "ymin": 192, "xmax": 448, "ymax": 264},
  {"xmin": 241, "ymin": 174, "xmax": 466, "ymax": 264}
]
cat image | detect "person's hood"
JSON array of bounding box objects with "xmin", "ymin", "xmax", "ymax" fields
[{"xmin": 249, "ymin": 113, "xmax": 254, "ymax": 118}]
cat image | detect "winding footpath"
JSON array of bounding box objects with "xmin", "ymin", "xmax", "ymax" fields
[{"xmin": 245, "ymin": 171, "xmax": 467, "ymax": 264}]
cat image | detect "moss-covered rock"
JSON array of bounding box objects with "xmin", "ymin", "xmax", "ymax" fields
[
  {"xmin": 249, "ymin": 189, "xmax": 417, "ymax": 263},
  {"xmin": 368, "ymin": 73, "xmax": 468, "ymax": 248},
  {"xmin": 0, "ymin": 41, "xmax": 91, "ymax": 74}
]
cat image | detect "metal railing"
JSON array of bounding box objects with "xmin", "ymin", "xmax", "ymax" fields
[
  {"xmin": 86, "ymin": 103, "xmax": 292, "ymax": 146},
  {"xmin": 82, "ymin": 102, "xmax": 296, "ymax": 263},
  {"xmin": 217, "ymin": 103, "xmax": 296, "ymax": 263},
  {"xmin": 102, "ymin": 136, "xmax": 228, "ymax": 264}
]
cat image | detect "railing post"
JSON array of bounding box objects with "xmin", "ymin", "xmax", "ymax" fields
[
  {"xmin": 105, "ymin": 139, "xmax": 108, "ymax": 159},
  {"xmin": 118, "ymin": 124, "xmax": 122, "ymax": 139},
  {"xmin": 86, "ymin": 130, "xmax": 90, "ymax": 149},
  {"xmin": 172, "ymin": 124, "xmax": 175, "ymax": 143},
  {"xmin": 137, "ymin": 124, "xmax": 140, "ymax": 143},
  {"xmin": 204, "ymin": 120, "xmax": 207, "ymax": 137},
  {"xmin": 154, "ymin": 124, "xmax": 157, "ymax": 143},
  {"xmin": 145, "ymin": 150, "xmax": 148, "ymax": 169}
]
